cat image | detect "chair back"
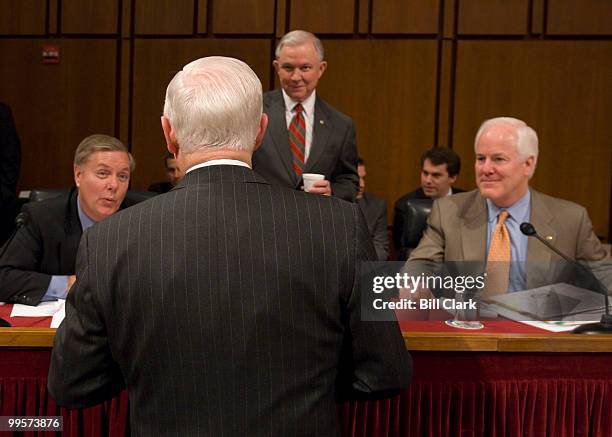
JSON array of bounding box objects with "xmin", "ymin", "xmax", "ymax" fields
[
  {"xmin": 29, "ymin": 188, "xmax": 69, "ymax": 203},
  {"xmin": 29, "ymin": 188, "xmax": 156, "ymax": 206},
  {"xmin": 398, "ymin": 198, "xmax": 433, "ymax": 260}
]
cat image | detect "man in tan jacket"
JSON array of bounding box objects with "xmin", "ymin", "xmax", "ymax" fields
[{"xmin": 408, "ymin": 116, "xmax": 611, "ymax": 293}]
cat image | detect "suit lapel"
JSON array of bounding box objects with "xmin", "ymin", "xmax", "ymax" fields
[
  {"xmin": 460, "ymin": 193, "xmax": 488, "ymax": 261},
  {"xmin": 526, "ymin": 189, "xmax": 555, "ymax": 288},
  {"xmin": 60, "ymin": 189, "xmax": 83, "ymax": 273},
  {"xmin": 265, "ymin": 90, "xmax": 297, "ymax": 185},
  {"xmin": 303, "ymin": 97, "xmax": 331, "ymax": 173}
]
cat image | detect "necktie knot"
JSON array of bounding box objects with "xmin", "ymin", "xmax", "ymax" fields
[
  {"xmin": 293, "ymin": 103, "xmax": 304, "ymax": 114},
  {"xmin": 498, "ymin": 210, "xmax": 509, "ymax": 225}
]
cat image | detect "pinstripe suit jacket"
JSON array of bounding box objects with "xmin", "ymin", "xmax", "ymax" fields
[{"xmin": 48, "ymin": 165, "xmax": 411, "ymax": 436}]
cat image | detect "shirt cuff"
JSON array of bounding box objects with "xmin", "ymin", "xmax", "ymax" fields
[{"xmin": 42, "ymin": 275, "xmax": 69, "ymax": 301}]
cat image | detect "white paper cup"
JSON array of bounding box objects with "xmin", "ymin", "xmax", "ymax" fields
[{"xmin": 302, "ymin": 173, "xmax": 325, "ymax": 192}]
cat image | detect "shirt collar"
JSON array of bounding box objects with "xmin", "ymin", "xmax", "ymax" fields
[
  {"xmin": 186, "ymin": 159, "xmax": 251, "ymax": 174},
  {"xmin": 76, "ymin": 194, "xmax": 97, "ymax": 231},
  {"xmin": 486, "ymin": 189, "xmax": 531, "ymax": 224},
  {"xmin": 281, "ymin": 89, "xmax": 316, "ymax": 117}
]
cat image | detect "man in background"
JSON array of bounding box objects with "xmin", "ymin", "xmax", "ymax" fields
[
  {"xmin": 393, "ymin": 147, "xmax": 463, "ymax": 258},
  {"xmin": 0, "ymin": 134, "xmax": 134, "ymax": 305},
  {"xmin": 0, "ymin": 103, "xmax": 21, "ymax": 245},
  {"xmin": 148, "ymin": 151, "xmax": 182, "ymax": 193},
  {"xmin": 49, "ymin": 56, "xmax": 411, "ymax": 436},
  {"xmin": 357, "ymin": 158, "xmax": 388, "ymax": 260},
  {"xmin": 253, "ymin": 30, "xmax": 359, "ymax": 201}
]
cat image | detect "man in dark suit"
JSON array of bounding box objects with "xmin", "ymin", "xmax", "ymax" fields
[
  {"xmin": 393, "ymin": 147, "xmax": 463, "ymax": 259},
  {"xmin": 48, "ymin": 56, "xmax": 411, "ymax": 436},
  {"xmin": 148, "ymin": 151, "xmax": 182, "ymax": 193},
  {"xmin": 252, "ymin": 30, "xmax": 359, "ymax": 202},
  {"xmin": 0, "ymin": 103, "xmax": 21, "ymax": 245},
  {"xmin": 0, "ymin": 134, "xmax": 134, "ymax": 305},
  {"xmin": 357, "ymin": 158, "xmax": 388, "ymax": 260}
]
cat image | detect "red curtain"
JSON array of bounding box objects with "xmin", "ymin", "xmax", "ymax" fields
[{"xmin": 1, "ymin": 350, "xmax": 610, "ymax": 436}]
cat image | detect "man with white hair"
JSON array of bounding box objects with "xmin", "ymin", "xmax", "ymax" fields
[
  {"xmin": 408, "ymin": 116, "xmax": 610, "ymax": 294},
  {"xmin": 48, "ymin": 56, "xmax": 411, "ymax": 436},
  {"xmin": 253, "ymin": 30, "xmax": 359, "ymax": 201}
]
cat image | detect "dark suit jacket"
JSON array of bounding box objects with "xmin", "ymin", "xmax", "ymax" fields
[
  {"xmin": 147, "ymin": 181, "xmax": 173, "ymax": 194},
  {"xmin": 253, "ymin": 89, "xmax": 359, "ymax": 202},
  {"xmin": 48, "ymin": 165, "xmax": 411, "ymax": 437},
  {"xmin": 0, "ymin": 188, "xmax": 138, "ymax": 305},
  {"xmin": 358, "ymin": 193, "xmax": 388, "ymax": 261},
  {"xmin": 0, "ymin": 103, "xmax": 21, "ymax": 244},
  {"xmin": 0, "ymin": 188, "xmax": 81, "ymax": 305}
]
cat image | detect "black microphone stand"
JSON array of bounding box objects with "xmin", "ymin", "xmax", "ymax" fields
[{"xmin": 520, "ymin": 222, "xmax": 612, "ymax": 334}]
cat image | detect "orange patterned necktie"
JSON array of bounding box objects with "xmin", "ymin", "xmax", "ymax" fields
[
  {"xmin": 483, "ymin": 210, "xmax": 511, "ymax": 298},
  {"xmin": 288, "ymin": 103, "xmax": 305, "ymax": 177}
]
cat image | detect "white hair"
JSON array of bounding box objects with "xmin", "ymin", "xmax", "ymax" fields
[
  {"xmin": 275, "ymin": 30, "xmax": 324, "ymax": 61},
  {"xmin": 163, "ymin": 56, "xmax": 263, "ymax": 154},
  {"xmin": 474, "ymin": 116, "xmax": 539, "ymax": 178}
]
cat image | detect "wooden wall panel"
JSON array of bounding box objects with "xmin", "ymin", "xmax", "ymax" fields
[
  {"xmin": 131, "ymin": 39, "xmax": 271, "ymax": 188},
  {"xmin": 134, "ymin": 0, "xmax": 194, "ymax": 35},
  {"xmin": 0, "ymin": 39, "xmax": 116, "ymax": 190},
  {"xmin": 62, "ymin": 0, "xmax": 118, "ymax": 34},
  {"xmin": 0, "ymin": 0, "xmax": 46, "ymax": 35},
  {"xmin": 453, "ymin": 41, "xmax": 612, "ymax": 237},
  {"xmin": 319, "ymin": 40, "xmax": 438, "ymax": 221},
  {"xmin": 371, "ymin": 0, "xmax": 439, "ymax": 34},
  {"xmin": 197, "ymin": 0, "xmax": 208, "ymax": 34},
  {"xmin": 458, "ymin": 0, "xmax": 528, "ymax": 35},
  {"xmin": 358, "ymin": 0, "xmax": 369, "ymax": 33},
  {"xmin": 212, "ymin": 0, "xmax": 275, "ymax": 34},
  {"xmin": 547, "ymin": 0, "xmax": 612, "ymax": 35},
  {"xmin": 289, "ymin": 0, "xmax": 354, "ymax": 34},
  {"xmin": 531, "ymin": 0, "xmax": 545, "ymax": 34}
]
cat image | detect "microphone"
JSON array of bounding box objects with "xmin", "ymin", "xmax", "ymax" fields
[
  {"xmin": 520, "ymin": 222, "xmax": 612, "ymax": 334},
  {"xmin": 0, "ymin": 212, "xmax": 30, "ymax": 328}
]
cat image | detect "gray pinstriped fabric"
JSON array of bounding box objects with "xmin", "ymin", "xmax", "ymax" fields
[{"xmin": 49, "ymin": 165, "xmax": 411, "ymax": 436}]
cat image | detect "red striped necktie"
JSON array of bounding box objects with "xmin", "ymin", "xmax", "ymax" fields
[{"xmin": 288, "ymin": 103, "xmax": 305, "ymax": 177}]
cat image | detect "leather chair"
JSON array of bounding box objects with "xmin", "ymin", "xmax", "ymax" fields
[
  {"xmin": 124, "ymin": 190, "xmax": 156, "ymax": 204},
  {"xmin": 397, "ymin": 198, "xmax": 433, "ymax": 261},
  {"xmin": 28, "ymin": 188, "xmax": 68, "ymax": 203},
  {"xmin": 28, "ymin": 188, "xmax": 155, "ymax": 205}
]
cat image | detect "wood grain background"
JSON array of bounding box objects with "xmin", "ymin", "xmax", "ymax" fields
[{"xmin": 1, "ymin": 0, "xmax": 610, "ymax": 239}]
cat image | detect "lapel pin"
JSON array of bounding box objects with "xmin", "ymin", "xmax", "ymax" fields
[
  {"xmin": 319, "ymin": 120, "xmax": 324, "ymax": 125},
  {"xmin": 545, "ymin": 235, "xmax": 553, "ymax": 241}
]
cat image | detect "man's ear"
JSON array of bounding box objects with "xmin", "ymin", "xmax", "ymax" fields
[
  {"xmin": 449, "ymin": 174, "xmax": 458, "ymax": 184},
  {"xmin": 272, "ymin": 59, "xmax": 280, "ymax": 73},
  {"xmin": 524, "ymin": 155, "xmax": 535, "ymax": 176},
  {"xmin": 161, "ymin": 116, "xmax": 178, "ymax": 155},
  {"xmin": 73, "ymin": 164, "xmax": 82, "ymax": 188},
  {"xmin": 317, "ymin": 61, "xmax": 327, "ymax": 78},
  {"xmin": 253, "ymin": 113, "xmax": 269, "ymax": 152}
]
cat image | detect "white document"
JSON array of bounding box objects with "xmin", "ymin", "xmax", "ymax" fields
[
  {"xmin": 11, "ymin": 300, "xmax": 64, "ymax": 317},
  {"xmin": 50, "ymin": 300, "xmax": 66, "ymax": 328},
  {"xmin": 518, "ymin": 319, "xmax": 597, "ymax": 333}
]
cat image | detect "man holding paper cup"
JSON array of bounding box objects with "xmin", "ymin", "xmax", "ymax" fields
[{"xmin": 252, "ymin": 30, "xmax": 359, "ymax": 201}]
